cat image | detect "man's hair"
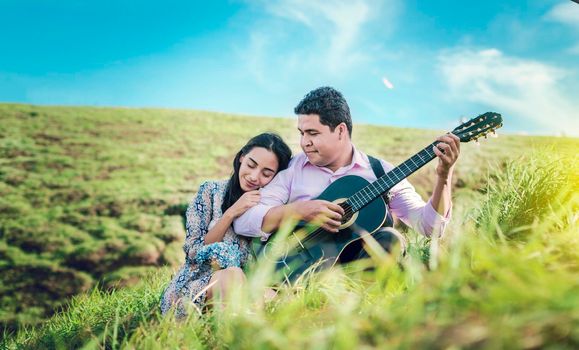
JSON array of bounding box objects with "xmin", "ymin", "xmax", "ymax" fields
[{"xmin": 294, "ymin": 86, "xmax": 352, "ymax": 136}]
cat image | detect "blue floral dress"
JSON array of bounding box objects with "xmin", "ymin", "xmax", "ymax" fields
[{"xmin": 160, "ymin": 180, "xmax": 252, "ymax": 317}]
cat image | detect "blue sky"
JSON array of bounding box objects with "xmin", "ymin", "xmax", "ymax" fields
[{"xmin": 1, "ymin": 0, "xmax": 578, "ymax": 136}]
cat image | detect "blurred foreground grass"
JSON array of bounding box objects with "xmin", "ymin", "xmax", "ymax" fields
[
  {"xmin": 5, "ymin": 151, "xmax": 578, "ymax": 349},
  {"xmin": 1, "ymin": 103, "xmax": 578, "ymax": 348}
]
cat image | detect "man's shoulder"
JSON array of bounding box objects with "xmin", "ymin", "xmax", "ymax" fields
[
  {"xmin": 271, "ymin": 153, "xmax": 307, "ymax": 180},
  {"xmin": 355, "ymin": 147, "xmax": 395, "ymax": 171},
  {"xmin": 276, "ymin": 153, "xmax": 307, "ymax": 173},
  {"xmin": 371, "ymin": 155, "xmax": 395, "ymax": 171}
]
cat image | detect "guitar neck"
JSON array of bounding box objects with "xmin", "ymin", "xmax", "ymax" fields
[{"xmin": 347, "ymin": 140, "xmax": 443, "ymax": 212}]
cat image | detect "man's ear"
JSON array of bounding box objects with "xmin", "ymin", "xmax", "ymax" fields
[{"xmin": 338, "ymin": 123, "xmax": 347, "ymax": 140}]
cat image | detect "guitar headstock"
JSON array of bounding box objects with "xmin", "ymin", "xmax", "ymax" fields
[{"xmin": 452, "ymin": 112, "xmax": 503, "ymax": 143}]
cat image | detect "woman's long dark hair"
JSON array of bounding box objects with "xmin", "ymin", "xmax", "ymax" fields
[{"xmin": 221, "ymin": 133, "xmax": 292, "ymax": 213}]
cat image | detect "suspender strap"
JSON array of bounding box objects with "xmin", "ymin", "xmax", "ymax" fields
[
  {"xmin": 367, "ymin": 155, "xmax": 393, "ymax": 227},
  {"xmin": 368, "ymin": 155, "xmax": 385, "ymax": 178}
]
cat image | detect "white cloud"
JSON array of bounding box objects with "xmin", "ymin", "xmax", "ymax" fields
[
  {"xmin": 438, "ymin": 48, "xmax": 579, "ymax": 136},
  {"xmin": 545, "ymin": 2, "xmax": 579, "ymax": 56},
  {"xmin": 545, "ymin": 2, "xmax": 579, "ymax": 29},
  {"xmin": 263, "ymin": 0, "xmax": 372, "ymax": 71},
  {"xmin": 241, "ymin": 0, "xmax": 398, "ymax": 79}
]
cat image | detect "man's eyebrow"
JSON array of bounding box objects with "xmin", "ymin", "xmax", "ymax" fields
[
  {"xmin": 297, "ymin": 127, "xmax": 319, "ymax": 133},
  {"xmin": 248, "ymin": 157, "xmax": 276, "ymax": 173}
]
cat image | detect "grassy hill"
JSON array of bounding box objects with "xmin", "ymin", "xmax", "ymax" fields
[{"xmin": 1, "ymin": 103, "xmax": 578, "ymax": 349}]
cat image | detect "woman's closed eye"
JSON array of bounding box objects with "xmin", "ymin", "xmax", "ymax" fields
[{"xmin": 247, "ymin": 159, "xmax": 258, "ymax": 168}]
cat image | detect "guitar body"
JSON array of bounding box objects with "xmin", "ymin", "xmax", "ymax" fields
[
  {"xmin": 317, "ymin": 175, "xmax": 388, "ymax": 237},
  {"xmin": 253, "ymin": 175, "xmax": 389, "ymax": 281}
]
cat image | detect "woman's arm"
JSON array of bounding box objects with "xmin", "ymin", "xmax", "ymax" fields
[
  {"xmin": 204, "ymin": 190, "xmax": 261, "ymax": 244},
  {"xmin": 203, "ymin": 211, "xmax": 235, "ymax": 245}
]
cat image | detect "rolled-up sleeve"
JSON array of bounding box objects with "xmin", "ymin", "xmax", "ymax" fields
[
  {"xmin": 388, "ymin": 179, "xmax": 452, "ymax": 238},
  {"xmin": 233, "ymin": 167, "xmax": 293, "ymax": 239}
]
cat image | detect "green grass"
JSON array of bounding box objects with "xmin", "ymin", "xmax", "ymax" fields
[
  {"xmin": 4, "ymin": 151, "xmax": 578, "ymax": 349},
  {"xmin": 1, "ymin": 103, "xmax": 578, "ymax": 349}
]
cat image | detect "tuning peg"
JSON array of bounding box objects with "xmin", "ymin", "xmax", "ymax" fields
[{"xmin": 491, "ymin": 130, "xmax": 498, "ymax": 138}]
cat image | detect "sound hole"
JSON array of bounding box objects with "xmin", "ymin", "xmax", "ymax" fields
[
  {"xmin": 339, "ymin": 202, "xmax": 352, "ymax": 219},
  {"xmin": 337, "ymin": 202, "xmax": 357, "ymax": 229},
  {"xmin": 342, "ymin": 211, "xmax": 354, "ymax": 225}
]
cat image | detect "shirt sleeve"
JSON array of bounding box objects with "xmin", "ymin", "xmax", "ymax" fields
[
  {"xmin": 382, "ymin": 160, "xmax": 452, "ymax": 238},
  {"xmin": 183, "ymin": 181, "xmax": 213, "ymax": 263},
  {"xmin": 233, "ymin": 167, "xmax": 292, "ymax": 239}
]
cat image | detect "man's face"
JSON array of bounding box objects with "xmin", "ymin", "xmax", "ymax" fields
[{"xmin": 298, "ymin": 114, "xmax": 342, "ymax": 168}]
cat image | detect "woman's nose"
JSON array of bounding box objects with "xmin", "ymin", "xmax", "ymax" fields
[{"xmin": 248, "ymin": 171, "xmax": 258, "ymax": 181}]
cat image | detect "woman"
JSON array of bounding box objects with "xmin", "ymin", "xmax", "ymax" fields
[{"xmin": 160, "ymin": 133, "xmax": 292, "ymax": 317}]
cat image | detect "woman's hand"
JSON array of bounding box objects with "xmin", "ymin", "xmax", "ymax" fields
[
  {"xmin": 205, "ymin": 190, "xmax": 261, "ymax": 245},
  {"xmin": 226, "ymin": 190, "xmax": 261, "ymax": 219}
]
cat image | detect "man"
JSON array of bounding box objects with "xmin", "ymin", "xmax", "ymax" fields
[{"xmin": 234, "ymin": 86, "xmax": 459, "ymax": 261}]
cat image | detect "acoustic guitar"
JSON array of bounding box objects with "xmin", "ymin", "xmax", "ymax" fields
[{"xmin": 252, "ymin": 112, "xmax": 503, "ymax": 282}]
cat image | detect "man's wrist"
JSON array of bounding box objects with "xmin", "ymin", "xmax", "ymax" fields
[
  {"xmin": 437, "ymin": 172, "xmax": 451, "ymax": 186},
  {"xmin": 286, "ymin": 202, "xmax": 300, "ymax": 219}
]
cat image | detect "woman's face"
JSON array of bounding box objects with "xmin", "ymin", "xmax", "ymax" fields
[{"xmin": 238, "ymin": 147, "xmax": 279, "ymax": 192}]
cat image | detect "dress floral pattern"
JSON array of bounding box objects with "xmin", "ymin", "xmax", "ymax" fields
[{"xmin": 160, "ymin": 180, "xmax": 252, "ymax": 317}]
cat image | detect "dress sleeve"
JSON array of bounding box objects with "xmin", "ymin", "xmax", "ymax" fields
[{"xmin": 183, "ymin": 181, "xmax": 213, "ymax": 263}]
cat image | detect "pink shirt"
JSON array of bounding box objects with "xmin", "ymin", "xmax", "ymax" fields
[{"xmin": 233, "ymin": 146, "xmax": 451, "ymax": 239}]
